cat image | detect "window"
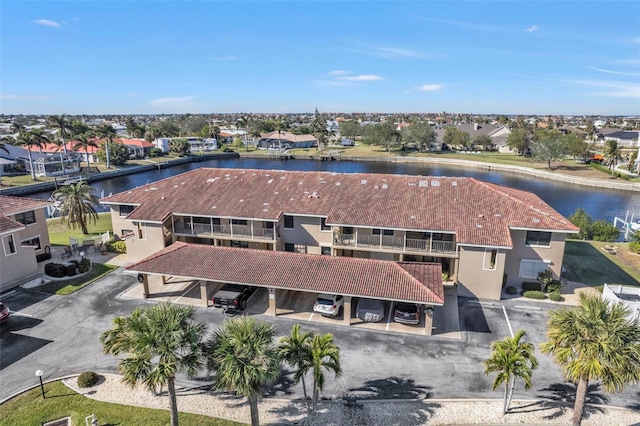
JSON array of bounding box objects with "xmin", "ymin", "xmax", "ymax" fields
[
  {"xmin": 321, "ymin": 246, "xmax": 331, "ymax": 255},
  {"xmin": 121, "ymin": 229, "xmax": 134, "ymax": 238},
  {"xmin": 193, "ymin": 216, "xmax": 210, "ymax": 224},
  {"xmin": 372, "ymin": 228, "xmax": 381, "ymax": 235},
  {"xmin": 519, "ymin": 259, "xmax": 548, "ymax": 279},
  {"xmin": 231, "ymin": 241, "xmax": 249, "ymax": 248},
  {"xmin": 265, "ymin": 221, "xmax": 274, "ymax": 229},
  {"xmin": 526, "ymin": 231, "xmax": 552, "ymax": 247},
  {"xmin": 21, "ymin": 236, "xmax": 42, "ymax": 251},
  {"xmin": 284, "ymin": 243, "xmax": 295, "ymax": 252},
  {"xmin": 284, "ymin": 215, "xmax": 294, "ymax": 229},
  {"xmin": 119, "ymin": 205, "xmax": 135, "ymax": 217},
  {"xmin": 320, "ymin": 218, "xmax": 330, "ymax": 231},
  {"xmin": 343, "ymin": 227, "xmax": 353, "ymax": 235},
  {"xmin": 373, "ymin": 228, "xmax": 394, "ymax": 236},
  {"xmin": 2, "ymin": 235, "xmax": 16, "ymax": 256},
  {"xmin": 484, "ymin": 249, "xmax": 497, "ymax": 270},
  {"xmin": 15, "ymin": 211, "xmax": 36, "ymax": 225},
  {"xmin": 137, "ymin": 223, "xmax": 144, "ymax": 239},
  {"xmin": 285, "ymin": 243, "xmax": 307, "ymax": 253},
  {"xmin": 212, "ymin": 218, "xmax": 221, "ymax": 225},
  {"xmin": 231, "ymin": 219, "xmax": 247, "ymax": 225}
]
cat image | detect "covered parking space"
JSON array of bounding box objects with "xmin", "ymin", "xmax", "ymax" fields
[{"xmin": 125, "ymin": 242, "xmax": 445, "ymax": 335}]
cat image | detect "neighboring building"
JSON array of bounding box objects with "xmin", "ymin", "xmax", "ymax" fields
[
  {"xmin": 153, "ymin": 137, "xmax": 217, "ymax": 153},
  {"xmin": 257, "ymin": 132, "xmax": 317, "ymax": 149},
  {"xmin": 0, "ymin": 143, "xmax": 81, "ymax": 177},
  {"xmin": 596, "ymin": 129, "xmax": 639, "ymax": 150},
  {"xmin": 101, "ymin": 168, "xmax": 578, "ymax": 302},
  {"xmin": 602, "ymin": 284, "xmax": 640, "ymax": 323},
  {"xmin": 434, "ymin": 124, "xmax": 512, "ymax": 152},
  {"xmin": 0, "ymin": 195, "xmax": 52, "ymax": 292},
  {"xmin": 117, "ymin": 138, "xmax": 155, "ymax": 159}
]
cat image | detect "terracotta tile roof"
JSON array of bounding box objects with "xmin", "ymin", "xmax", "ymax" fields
[
  {"xmin": 0, "ymin": 195, "xmax": 50, "ymax": 235},
  {"xmin": 126, "ymin": 242, "xmax": 444, "ymax": 304},
  {"xmin": 101, "ymin": 168, "xmax": 579, "ymax": 247}
]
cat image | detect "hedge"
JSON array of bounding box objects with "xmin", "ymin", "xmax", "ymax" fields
[
  {"xmin": 505, "ymin": 286, "xmax": 517, "ymax": 295},
  {"xmin": 105, "ymin": 240, "xmax": 127, "ymax": 253},
  {"xmin": 523, "ymin": 290, "xmax": 546, "ymax": 300},
  {"xmin": 522, "ymin": 282, "xmax": 542, "ymax": 292},
  {"xmin": 549, "ymin": 291, "xmax": 564, "ymax": 302},
  {"xmin": 36, "ymin": 252, "xmax": 52, "ymax": 263},
  {"xmin": 77, "ymin": 371, "xmax": 100, "ymax": 388}
]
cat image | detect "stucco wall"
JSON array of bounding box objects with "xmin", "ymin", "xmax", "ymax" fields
[
  {"xmin": 125, "ymin": 222, "xmax": 166, "ymax": 262},
  {"xmin": 0, "ymin": 232, "xmax": 38, "ymax": 291},
  {"xmin": 456, "ymin": 246, "xmax": 505, "ymax": 300},
  {"xmin": 16, "ymin": 208, "xmax": 51, "ymax": 253},
  {"xmin": 504, "ymin": 230, "xmax": 567, "ymax": 287},
  {"xmin": 279, "ymin": 215, "xmax": 330, "ymax": 254}
]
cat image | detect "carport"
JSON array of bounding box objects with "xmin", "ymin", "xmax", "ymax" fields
[{"xmin": 126, "ymin": 242, "xmax": 445, "ymax": 335}]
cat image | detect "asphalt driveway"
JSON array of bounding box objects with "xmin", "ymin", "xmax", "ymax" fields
[{"xmin": 1, "ymin": 268, "xmax": 639, "ymax": 412}]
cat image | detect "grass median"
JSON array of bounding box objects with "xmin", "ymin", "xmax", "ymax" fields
[{"xmin": 0, "ymin": 380, "xmax": 240, "ymax": 426}]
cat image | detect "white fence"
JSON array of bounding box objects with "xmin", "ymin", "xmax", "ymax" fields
[{"xmin": 602, "ymin": 284, "xmax": 640, "ymax": 323}]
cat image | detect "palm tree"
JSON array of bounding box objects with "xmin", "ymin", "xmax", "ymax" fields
[
  {"xmin": 483, "ymin": 329, "xmax": 539, "ymax": 414},
  {"xmin": 0, "ymin": 138, "xmax": 10, "ymax": 187},
  {"xmin": 29, "ymin": 128, "xmax": 52, "ymax": 154},
  {"xmin": 125, "ymin": 116, "xmax": 137, "ymax": 137},
  {"xmin": 15, "ymin": 131, "xmax": 42, "ymax": 180},
  {"xmin": 100, "ymin": 302, "xmax": 206, "ymax": 426},
  {"xmin": 278, "ymin": 324, "xmax": 314, "ymax": 412},
  {"xmin": 10, "ymin": 121, "xmax": 27, "ymax": 136},
  {"xmin": 72, "ymin": 133, "xmax": 99, "ymax": 175},
  {"xmin": 540, "ymin": 293, "xmax": 640, "ymax": 426},
  {"xmin": 309, "ymin": 333, "xmax": 341, "ymax": 413},
  {"xmin": 602, "ymin": 139, "xmax": 622, "ymax": 177},
  {"xmin": 52, "ymin": 181, "xmax": 99, "ymax": 234},
  {"xmin": 205, "ymin": 317, "xmax": 280, "ymax": 426},
  {"xmin": 95, "ymin": 124, "xmax": 117, "ymax": 169},
  {"xmin": 48, "ymin": 115, "xmax": 72, "ymax": 155},
  {"xmin": 50, "ymin": 136, "xmax": 67, "ymax": 175}
]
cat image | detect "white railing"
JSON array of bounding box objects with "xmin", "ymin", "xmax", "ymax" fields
[
  {"xmin": 174, "ymin": 220, "xmax": 275, "ymax": 241},
  {"xmin": 333, "ymin": 232, "xmax": 456, "ymax": 254}
]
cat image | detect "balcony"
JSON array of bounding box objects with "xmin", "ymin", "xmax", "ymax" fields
[
  {"xmin": 173, "ymin": 220, "xmax": 275, "ymax": 241},
  {"xmin": 333, "ymin": 232, "xmax": 456, "ymax": 255}
]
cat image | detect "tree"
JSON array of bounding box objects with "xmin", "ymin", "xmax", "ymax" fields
[
  {"xmin": 589, "ymin": 219, "xmax": 620, "ymax": 242},
  {"xmin": 483, "ymin": 330, "xmax": 538, "ymax": 414},
  {"xmin": 169, "ymin": 138, "xmax": 190, "ymax": 156},
  {"xmin": 442, "ymin": 127, "xmax": 471, "ymax": 150},
  {"xmin": 309, "ymin": 333, "xmax": 341, "ymax": 413},
  {"xmin": 363, "ymin": 122, "xmax": 401, "ymax": 152},
  {"xmin": 627, "ymin": 150, "xmax": 638, "ymax": 173},
  {"xmin": 401, "ymin": 122, "xmax": 436, "ymax": 151},
  {"xmin": 95, "ymin": 124, "xmax": 117, "ymax": 168},
  {"xmin": 29, "ymin": 128, "xmax": 52, "ymax": 154},
  {"xmin": 473, "ymin": 134, "xmax": 493, "ymax": 150},
  {"xmin": 48, "ymin": 115, "xmax": 72, "ymax": 155},
  {"xmin": 565, "ymin": 133, "xmax": 589, "ymax": 162},
  {"xmin": 100, "ymin": 303, "xmax": 206, "ymax": 426},
  {"xmin": 602, "ymin": 139, "xmax": 622, "ymax": 177},
  {"xmin": 278, "ymin": 324, "xmax": 314, "ymax": 412},
  {"xmin": 205, "ymin": 317, "xmax": 280, "ymax": 426},
  {"xmin": 72, "ymin": 134, "xmax": 99, "ymax": 174},
  {"xmin": 15, "ymin": 131, "xmax": 42, "ymax": 180},
  {"xmin": 338, "ymin": 120, "xmax": 361, "ymax": 141},
  {"xmin": 530, "ymin": 129, "xmax": 567, "ymax": 169},
  {"xmin": 506, "ymin": 128, "xmax": 532, "ymax": 155},
  {"xmin": 96, "ymin": 140, "xmax": 128, "ymax": 166},
  {"xmin": 568, "ymin": 208, "xmax": 593, "ymax": 240},
  {"xmin": 540, "ymin": 293, "xmax": 640, "ymax": 426},
  {"xmin": 52, "ymin": 181, "xmax": 99, "ymax": 234}
]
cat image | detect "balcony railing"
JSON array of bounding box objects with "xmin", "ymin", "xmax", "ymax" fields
[
  {"xmin": 334, "ymin": 232, "xmax": 456, "ymax": 255},
  {"xmin": 174, "ymin": 221, "xmax": 275, "ymax": 241}
]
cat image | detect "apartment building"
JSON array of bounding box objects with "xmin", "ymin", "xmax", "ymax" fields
[
  {"xmin": 0, "ymin": 196, "xmax": 52, "ymax": 292},
  {"xmin": 101, "ymin": 168, "xmax": 579, "ymax": 302}
]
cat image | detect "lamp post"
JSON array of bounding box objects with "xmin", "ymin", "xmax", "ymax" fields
[{"xmin": 35, "ymin": 370, "xmax": 45, "ymax": 398}]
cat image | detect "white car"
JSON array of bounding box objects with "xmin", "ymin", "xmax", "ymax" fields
[{"xmin": 313, "ymin": 294, "xmax": 344, "ymax": 317}]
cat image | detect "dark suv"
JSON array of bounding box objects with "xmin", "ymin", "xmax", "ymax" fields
[
  {"xmin": 393, "ymin": 302, "xmax": 420, "ymax": 325},
  {"xmin": 212, "ymin": 284, "xmax": 258, "ymax": 312}
]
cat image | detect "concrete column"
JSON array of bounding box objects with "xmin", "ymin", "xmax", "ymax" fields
[
  {"xmin": 343, "ymin": 296, "xmax": 352, "ymax": 326},
  {"xmin": 200, "ymin": 280, "xmax": 209, "ymax": 307},
  {"xmin": 141, "ymin": 274, "xmax": 150, "ymax": 299},
  {"xmin": 267, "ymin": 287, "xmax": 277, "ymax": 316},
  {"xmin": 423, "ymin": 307, "xmax": 434, "ymax": 336}
]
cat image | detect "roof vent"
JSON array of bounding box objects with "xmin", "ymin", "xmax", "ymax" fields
[
  {"xmin": 308, "ymin": 192, "xmax": 319, "ymax": 199},
  {"xmin": 361, "ymin": 179, "xmax": 367, "ymax": 185},
  {"xmin": 532, "ymin": 218, "xmax": 540, "ymax": 223},
  {"xmin": 263, "ymin": 203, "xmax": 269, "ymax": 206},
  {"xmin": 267, "ymin": 179, "xmax": 274, "ymax": 184},
  {"xmin": 418, "ymin": 180, "xmax": 428, "ymax": 187},
  {"xmin": 206, "ymin": 178, "xmax": 216, "ymax": 183},
  {"xmin": 281, "ymin": 176, "xmax": 285, "ymax": 179},
  {"xmin": 212, "ymin": 206, "xmax": 217, "ymax": 209},
  {"xmin": 382, "ymin": 184, "xmax": 388, "ymax": 189},
  {"xmin": 408, "ymin": 182, "xmax": 417, "ymax": 186},
  {"xmin": 239, "ymin": 199, "xmax": 244, "ymax": 203},
  {"xmin": 430, "ymin": 180, "xmax": 440, "ymax": 187},
  {"xmin": 274, "ymin": 191, "xmax": 279, "ymax": 195},
  {"xmin": 494, "ymin": 213, "xmax": 502, "ymax": 217},
  {"xmin": 336, "ymin": 182, "xmax": 341, "ymax": 186},
  {"xmin": 410, "ymin": 215, "xmax": 416, "ymax": 219},
  {"xmin": 476, "ymin": 224, "xmax": 483, "ymax": 228},
  {"xmin": 451, "ymin": 181, "xmax": 457, "ymax": 187},
  {"xmin": 479, "ymin": 214, "xmax": 485, "ymax": 218}
]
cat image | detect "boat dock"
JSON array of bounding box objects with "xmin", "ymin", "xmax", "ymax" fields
[
  {"xmin": 613, "ymin": 211, "xmax": 640, "ymax": 241},
  {"xmin": 267, "ymin": 150, "xmax": 294, "ymax": 160}
]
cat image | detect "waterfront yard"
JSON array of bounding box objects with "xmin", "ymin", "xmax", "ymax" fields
[
  {"xmin": 0, "ymin": 380, "xmax": 239, "ymax": 426},
  {"xmin": 563, "ymin": 240, "xmax": 640, "ymax": 289},
  {"xmin": 46, "ymin": 212, "xmax": 113, "ymax": 246}
]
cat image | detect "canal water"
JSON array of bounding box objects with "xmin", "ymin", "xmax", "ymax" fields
[{"xmin": 32, "ymin": 157, "xmax": 640, "ymax": 223}]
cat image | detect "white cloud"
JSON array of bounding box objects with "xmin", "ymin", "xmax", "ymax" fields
[
  {"xmin": 327, "ymin": 70, "xmax": 350, "ymax": 76},
  {"xmin": 0, "ymin": 94, "xmax": 52, "ymax": 100},
  {"xmin": 417, "ymin": 84, "xmax": 444, "ymax": 92},
  {"xmin": 565, "ymin": 79, "xmax": 640, "ymax": 98},
  {"xmin": 525, "ymin": 25, "xmax": 539, "ymax": 33},
  {"xmin": 149, "ymin": 96, "xmax": 197, "ymax": 111},
  {"xmin": 587, "ymin": 66, "xmax": 640, "ymax": 77},
  {"xmin": 210, "ymin": 56, "xmax": 238, "ymax": 61},
  {"xmin": 129, "ymin": 92, "xmax": 139, "ymax": 97},
  {"xmin": 32, "ymin": 19, "xmax": 61, "ymax": 28},
  {"xmin": 337, "ymin": 74, "xmax": 382, "ymax": 81}
]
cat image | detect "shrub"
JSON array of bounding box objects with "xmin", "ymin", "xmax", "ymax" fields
[
  {"xmin": 546, "ymin": 279, "xmax": 563, "ymax": 293},
  {"xmin": 630, "ymin": 241, "xmax": 640, "ymax": 254},
  {"xmin": 523, "ymin": 290, "xmax": 546, "ymax": 300},
  {"xmin": 221, "ymin": 146, "xmax": 235, "ymax": 153},
  {"xmin": 78, "ymin": 258, "xmax": 91, "ymax": 273},
  {"xmin": 105, "ymin": 240, "xmax": 127, "ymax": 253},
  {"xmin": 442, "ymin": 272, "xmax": 450, "ymax": 281},
  {"xmin": 537, "ymin": 269, "xmax": 553, "ymax": 285},
  {"xmin": 44, "ymin": 262, "xmax": 67, "ymax": 278},
  {"xmin": 522, "ymin": 282, "xmax": 542, "ymax": 292},
  {"xmin": 505, "ymin": 286, "xmax": 517, "ymax": 295},
  {"xmin": 77, "ymin": 371, "xmax": 99, "ymax": 388},
  {"xmin": 150, "ymin": 147, "xmax": 164, "ymax": 157},
  {"xmin": 549, "ymin": 291, "xmax": 564, "ymax": 302},
  {"xmin": 65, "ymin": 263, "xmax": 77, "ymax": 277},
  {"xmin": 36, "ymin": 252, "xmax": 52, "ymax": 263}
]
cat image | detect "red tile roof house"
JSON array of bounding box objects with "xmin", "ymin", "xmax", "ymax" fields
[
  {"xmin": 101, "ymin": 168, "xmax": 578, "ymax": 317},
  {"xmin": 0, "ymin": 196, "xmax": 52, "ymax": 292}
]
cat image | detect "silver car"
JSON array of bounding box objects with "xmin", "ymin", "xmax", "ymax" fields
[{"xmin": 356, "ymin": 298, "xmax": 385, "ymax": 322}]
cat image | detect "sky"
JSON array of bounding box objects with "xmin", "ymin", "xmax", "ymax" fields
[{"xmin": 1, "ymin": 1, "xmax": 639, "ymax": 115}]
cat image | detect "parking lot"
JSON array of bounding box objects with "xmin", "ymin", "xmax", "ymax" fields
[{"xmin": 123, "ymin": 275, "xmax": 460, "ymax": 338}]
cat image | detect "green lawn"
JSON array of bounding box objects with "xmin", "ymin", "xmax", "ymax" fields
[
  {"xmin": 47, "ymin": 212, "xmax": 113, "ymax": 246},
  {"xmin": 563, "ymin": 241, "xmax": 640, "ymax": 290},
  {"xmin": 0, "ymin": 380, "xmax": 241, "ymax": 426},
  {"xmin": 38, "ymin": 263, "xmax": 118, "ymax": 295}
]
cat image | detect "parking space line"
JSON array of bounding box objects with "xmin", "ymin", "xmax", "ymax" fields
[
  {"xmin": 386, "ymin": 302, "xmax": 394, "ymax": 331},
  {"xmin": 308, "ymin": 312, "xmax": 314, "ymax": 321},
  {"xmin": 174, "ymin": 281, "xmax": 200, "ymax": 304},
  {"xmin": 0, "ymin": 291, "xmax": 16, "ymax": 301},
  {"xmin": 502, "ymin": 306, "xmax": 514, "ymax": 337}
]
